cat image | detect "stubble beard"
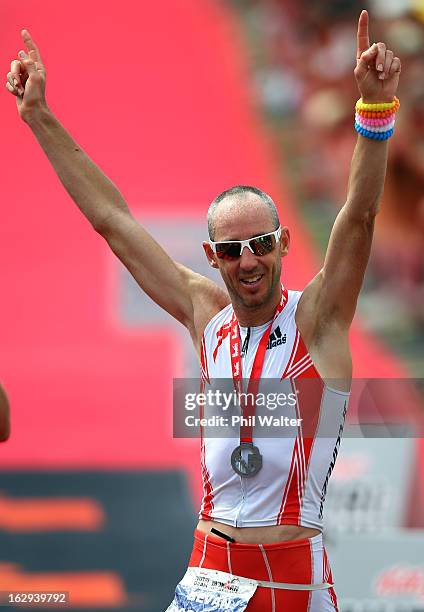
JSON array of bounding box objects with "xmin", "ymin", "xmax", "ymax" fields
[{"xmin": 225, "ymin": 264, "xmax": 281, "ymax": 312}]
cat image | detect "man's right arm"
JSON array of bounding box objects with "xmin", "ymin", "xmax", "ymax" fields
[
  {"xmin": 25, "ymin": 108, "xmax": 228, "ymax": 331},
  {"xmin": 7, "ymin": 31, "xmax": 229, "ymax": 341}
]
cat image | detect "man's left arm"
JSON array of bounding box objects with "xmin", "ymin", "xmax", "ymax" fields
[
  {"xmin": 306, "ymin": 11, "xmax": 401, "ymax": 331},
  {"xmin": 317, "ymin": 133, "xmax": 388, "ymax": 327}
]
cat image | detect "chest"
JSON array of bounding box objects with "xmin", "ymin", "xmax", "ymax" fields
[{"xmin": 207, "ymin": 315, "xmax": 298, "ymax": 380}]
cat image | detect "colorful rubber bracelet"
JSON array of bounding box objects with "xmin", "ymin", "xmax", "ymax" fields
[
  {"xmin": 355, "ymin": 96, "xmax": 400, "ymax": 111},
  {"xmin": 356, "ymin": 99, "xmax": 400, "ymax": 116},
  {"xmin": 355, "ymin": 123, "xmax": 394, "ymax": 140},
  {"xmin": 355, "ymin": 112, "xmax": 395, "ymax": 126},
  {"xmin": 356, "ymin": 115, "xmax": 394, "ymax": 126},
  {"xmin": 356, "ymin": 107, "xmax": 399, "ymax": 119},
  {"xmin": 355, "ymin": 119, "xmax": 395, "ymax": 133}
]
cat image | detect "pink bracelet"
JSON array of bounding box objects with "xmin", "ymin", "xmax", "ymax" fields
[
  {"xmin": 356, "ymin": 119, "xmax": 396, "ymax": 133},
  {"xmin": 355, "ymin": 112, "xmax": 395, "ymax": 127}
]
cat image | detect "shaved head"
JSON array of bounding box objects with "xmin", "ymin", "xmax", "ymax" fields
[{"xmin": 208, "ymin": 185, "xmax": 280, "ymax": 240}]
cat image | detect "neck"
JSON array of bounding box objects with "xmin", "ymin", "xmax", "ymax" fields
[{"xmin": 233, "ymin": 287, "xmax": 282, "ymax": 327}]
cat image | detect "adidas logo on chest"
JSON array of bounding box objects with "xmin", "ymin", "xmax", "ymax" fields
[{"xmin": 266, "ymin": 326, "xmax": 286, "ymax": 350}]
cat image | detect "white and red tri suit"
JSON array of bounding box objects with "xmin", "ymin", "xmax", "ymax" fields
[{"xmin": 190, "ymin": 287, "xmax": 349, "ymax": 611}]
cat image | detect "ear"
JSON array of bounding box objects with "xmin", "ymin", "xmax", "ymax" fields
[
  {"xmin": 203, "ymin": 241, "xmax": 220, "ymax": 269},
  {"xmin": 280, "ymin": 227, "xmax": 290, "ymax": 258}
]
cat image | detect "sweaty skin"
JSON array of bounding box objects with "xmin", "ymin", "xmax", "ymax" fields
[{"xmin": 5, "ymin": 10, "xmax": 401, "ymax": 542}]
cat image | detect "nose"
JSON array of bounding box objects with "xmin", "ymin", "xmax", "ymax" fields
[{"xmin": 239, "ymin": 245, "xmax": 258, "ymax": 270}]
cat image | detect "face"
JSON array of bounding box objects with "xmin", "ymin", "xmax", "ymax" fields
[{"xmin": 203, "ymin": 196, "xmax": 289, "ymax": 314}]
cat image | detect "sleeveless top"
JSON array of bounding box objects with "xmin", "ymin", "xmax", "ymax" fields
[{"xmin": 198, "ymin": 289, "xmax": 349, "ymax": 530}]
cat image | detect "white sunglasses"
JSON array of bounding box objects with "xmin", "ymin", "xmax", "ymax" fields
[{"xmin": 210, "ymin": 227, "xmax": 282, "ymax": 260}]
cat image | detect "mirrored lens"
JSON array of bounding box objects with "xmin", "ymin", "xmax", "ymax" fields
[
  {"xmin": 214, "ymin": 231, "xmax": 278, "ymax": 260},
  {"xmin": 215, "ymin": 242, "xmax": 242, "ymax": 260},
  {"xmin": 250, "ymin": 235, "xmax": 275, "ymax": 255}
]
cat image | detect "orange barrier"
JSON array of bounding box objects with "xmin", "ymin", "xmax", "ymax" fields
[
  {"xmin": 0, "ymin": 494, "xmax": 104, "ymax": 531},
  {"xmin": 0, "ymin": 563, "xmax": 128, "ymax": 607}
]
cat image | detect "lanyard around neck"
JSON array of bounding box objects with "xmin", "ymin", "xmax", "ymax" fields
[{"xmin": 229, "ymin": 286, "xmax": 288, "ymax": 443}]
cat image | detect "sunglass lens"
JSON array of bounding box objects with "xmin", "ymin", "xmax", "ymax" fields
[
  {"xmin": 251, "ymin": 235, "xmax": 275, "ymax": 256},
  {"xmin": 215, "ymin": 242, "xmax": 242, "ymax": 260},
  {"xmin": 215, "ymin": 232, "xmax": 277, "ymax": 259}
]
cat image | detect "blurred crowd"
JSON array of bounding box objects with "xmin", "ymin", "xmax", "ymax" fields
[{"xmin": 230, "ymin": 0, "xmax": 424, "ymax": 374}]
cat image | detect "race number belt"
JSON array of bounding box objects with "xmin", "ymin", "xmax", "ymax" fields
[
  {"xmin": 229, "ymin": 286, "xmax": 288, "ymax": 477},
  {"xmin": 166, "ymin": 567, "xmax": 334, "ymax": 612}
]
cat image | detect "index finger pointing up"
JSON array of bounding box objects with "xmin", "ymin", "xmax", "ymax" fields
[
  {"xmin": 357, "ymin": 10, "xmax": 370, "ymax": 60},
  {"xmin": 21, "ymin": 29, "xmax": 42, "ymax": 63}
]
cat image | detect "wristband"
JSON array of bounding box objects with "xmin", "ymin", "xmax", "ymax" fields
[
  {"xmin": 355, "ymin": 96, "xmax": 400, "ymax": 112},
  {"xmin": 354, "ymin": 96, "xmax": 399, "ymax": 140},
  {"xmin": 355, "ymin": 112, "xmax": 395, "ymax": 127},
  {"xmin": 355, "ymin": 123, "xmax": 394, "ymax": 140}
]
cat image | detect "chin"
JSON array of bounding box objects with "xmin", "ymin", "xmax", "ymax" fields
[
  {"xmin": 240, "ymin": 293, "xmax": 267, "ymax": 309},
  {"xmin": 237, "ymin": 285, "xmax": 271, "ymax": 309},
  {"xmin": 239, "ymin": 274, "xmax": 281, "ymax": 309}
]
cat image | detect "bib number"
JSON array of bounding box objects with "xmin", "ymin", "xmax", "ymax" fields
[{"xmin": 166, "ymin": 567, "xmax": 257, "ymax": 612}]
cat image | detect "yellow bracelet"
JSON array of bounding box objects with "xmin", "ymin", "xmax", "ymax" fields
[
  {"xmin": 356, "ymin": 100, "xmax": 400, "ymax": 118},
  {"xmin": 355, "ymin": 96, "xmax": 399, "ymax": 112}
]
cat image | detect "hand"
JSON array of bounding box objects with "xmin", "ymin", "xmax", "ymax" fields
[
  {"xmin": 354, "ymin": 10, "xmax": 401, "ymax": 103},
  {"xmin": 5, "ymin": 30, "xmax": 47, "ymax": 121}
]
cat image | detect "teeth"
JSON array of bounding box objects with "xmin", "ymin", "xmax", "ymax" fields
[{"xmin": 242, "ymin": 276, "xmax": 261, "ymax": 284}]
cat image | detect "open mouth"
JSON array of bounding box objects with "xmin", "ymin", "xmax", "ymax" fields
[{"xmin": 240, "ymin": 274, "xmax": 264, "ymax": 289}]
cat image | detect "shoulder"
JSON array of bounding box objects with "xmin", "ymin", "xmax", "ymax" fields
[
  {"xmin": 293, "ymin": 275, "xmax": 352, "ymax": 381},
  {"xmin": 203, "ymin": 302, "xmax": 233, "ymax": 340},
  {"xmin": 275, "ymin": 287, "xmax": 303, "ymax": 324},
  {"xmin": 176, "ymin": 264, "xmax": 230, "ymax": 350},
  {"xmin": 286, "ymin": 288, "xmax": 303, "ymax": 311},
  {"xmin": 295, "ymin": 271, "xmax": 351, "ymax": 343},
  {"xmin": 294, "ymin": 273, "xmax": 324, "ymax": 346}
]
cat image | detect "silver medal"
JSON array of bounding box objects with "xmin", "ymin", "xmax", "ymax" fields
[{"xmin": 231, "ymin": 442, "xmax": 263, "ymax": 477}]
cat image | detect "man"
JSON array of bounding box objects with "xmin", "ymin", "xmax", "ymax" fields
[
  {"xmin": 0, "ymin": 384, "xmax": 10, "ymax": 441},
  {"xmin": 6, "ymin": 9, "xmax": 400, "ymax": 611}
]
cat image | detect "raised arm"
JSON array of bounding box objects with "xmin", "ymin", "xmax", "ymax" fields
[
  {"xmin": 6, "ymin": 31, "xmax": 229, "ymax": 345},
  {"xmin": 300, "ymin": 11, "xmax": 401, "ymax": 334},
  {"xmin": 0, "ymin": 384, "xmax": 10, "ymax": 441}
]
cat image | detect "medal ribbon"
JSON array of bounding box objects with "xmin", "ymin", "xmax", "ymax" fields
[{"xmin": 229, "ymin": 286, "xmax": 288, "ymax": 443}]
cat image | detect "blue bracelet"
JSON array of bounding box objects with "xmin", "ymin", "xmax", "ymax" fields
[{"xmin": 354, "ymin": 122, "xmax": 394, "ymax": 140}]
